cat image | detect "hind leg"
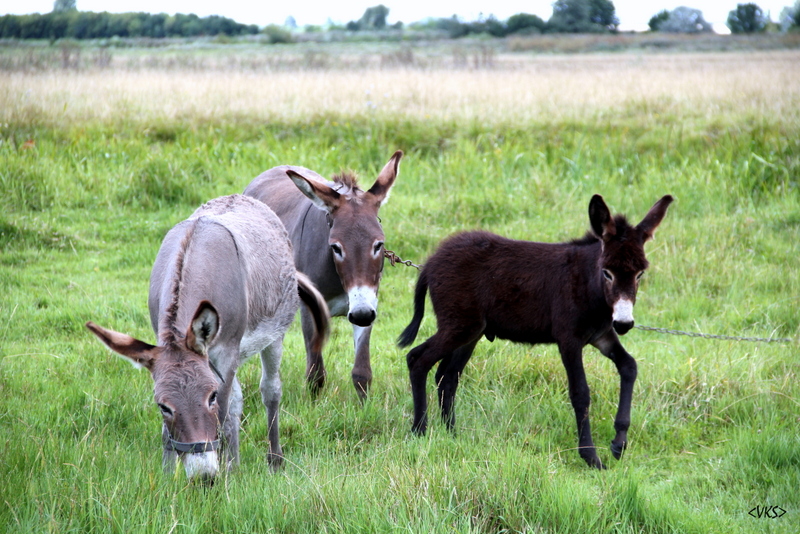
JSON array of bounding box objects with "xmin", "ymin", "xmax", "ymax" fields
[
  {"xmin": 407, "ymin": 328, "xmax": 482, "ymax": 435},
  {"xmin": 436, "ymin": 338, "xmax": 479, "ymax": 431},
  {"xmin": 260, "ymin": 339, "xmax": 284, "ymax": 470},
  {"xmin": 300, "ymin": 306, "xmax": 326, "ymax": 395}
]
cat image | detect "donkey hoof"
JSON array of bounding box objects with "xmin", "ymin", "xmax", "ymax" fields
[
  {"xmin": 351, "ymin": 374, "xmax": 372, "ymax": 401},
  {"xmin": 584, "ymin": 456, "xmax": 606, "ymax": 469},
  {"xmin": 306, "ymin": 373, "xmax": 326, "ymax": 397},
  {"xmin": 610, "ymin": 440, "xmax": 627, "ymax": 460},
  {"xmin": 267, "ymin": 452, "xmax": 285, "ymax": 472}
]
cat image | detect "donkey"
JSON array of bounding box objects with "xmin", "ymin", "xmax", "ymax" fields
[
  {"xmin": 244, "ymin": 151, "xmax": 402, "ymax": 400},
  {"xmin": 86, "ymin": 194, "xmax": 329, "ymax": 482},
  {"xmin": 398, "ymin": 195, "xmax": 673, "ymax": 469}
]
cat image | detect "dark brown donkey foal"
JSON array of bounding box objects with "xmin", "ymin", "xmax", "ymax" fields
[{"xmin": 398, "ymin": 195, "xmax": 673, "ymax": 468}]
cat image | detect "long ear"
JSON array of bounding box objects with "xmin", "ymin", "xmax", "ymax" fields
[
  {"xmin": 286, "ymin": 169, "xmax": 341, "ymax": 214},
  {"xmin": 186, "ymin": 301, "xmax": 219, "ymax": 356},
  {"xmin": 86, "ymin": 321, "xmax": 158, "ymax": 371},
  {"xmin": 367, "ymin": 150, "xmax": 402, "ymax": 206},
  {"xmin": 588, "ymin": 194, "xmax": 615, "ymax": 240},
  {"xmin": 637, "ymin": 195, "xmax": 674, "ymax": 242}
]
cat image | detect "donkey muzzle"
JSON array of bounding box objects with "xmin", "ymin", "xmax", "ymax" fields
[
  {"xmin": 612, "ymin": 299, "xmax": 634, "ymax": 336},
  {"xmin": 346, "ymin": 286, "xmax": 378, "ymax": 327},
  {"xmin": 613, "ymin": 320, "xmax": 634, "ymax": 335},
  {"xmin": 167, "ymin": 438, "xmax": 221, "ymax": 481}
]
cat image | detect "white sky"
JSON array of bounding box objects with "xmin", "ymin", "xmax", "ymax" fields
[{"xmin": 1, "ymin": 1, "xmax": 794, "ymax": 32}]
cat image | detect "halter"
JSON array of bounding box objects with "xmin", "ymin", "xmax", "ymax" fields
[{"xmin": 165, "ymin": 437, "xmax": 221, "ymax": 454}]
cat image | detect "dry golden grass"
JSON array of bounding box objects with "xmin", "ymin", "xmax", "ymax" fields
[{"xmin": 3, "ymin": 51, "xmax": 799, "ymax": 127}]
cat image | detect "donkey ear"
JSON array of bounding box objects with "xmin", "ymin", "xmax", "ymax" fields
[
  {"xmin": 637, "ymin": 195, "xmax": 674, "ymax": 242},
  {"xmin": 186, "ymin": 301, "xmax": 219, "ymax": 356},
  {"xmin": 367, "ymin": 150, "xmax": 402, "ymax": 206},
  {"xmin": 286, "ymin": 169, "xmax": 341, "ymax": 214},
  {"xmin": 588, "ymin": 194, "xmax": 615, "ymax": 240},
  {"xmin": 86, "ymin": 321, "xmax": 159, "ymax": 371}
]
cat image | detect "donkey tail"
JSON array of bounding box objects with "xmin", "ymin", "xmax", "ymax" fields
[
  {"xmin": 397, "ymin": 269, "xmax": 428, "ymax": 348},
  {"xmin": 296, "ymin": 271, "xmax": 330, "ymax": 354}
]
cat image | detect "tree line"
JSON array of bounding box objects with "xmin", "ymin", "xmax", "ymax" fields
[
  {"xmin": 2, "ymin": 0, "xmax": 799, "ymax": 41},
  {"xmin": 0, "ymin": 10, "xmax": 259, "ymax": 40}
]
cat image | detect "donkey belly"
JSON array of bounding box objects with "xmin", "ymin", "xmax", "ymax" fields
[
  {"xmin": 487, "ymin": 323, "xmax": 556, "ymax": 345},
  {"xmin": 238, "ymin": 294, "xmax": 299, "ymax": 359}
]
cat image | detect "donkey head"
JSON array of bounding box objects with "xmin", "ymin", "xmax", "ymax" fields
[
  {"xmin": 286, "ymin": 150, "xmax": 402, "ymax": 327},
  {"xmin": 86, "ymin": 301, "xmax": 223, "ymax": 482},
  {"xmin": 589, "ymin": 195, "xmax": 673, "ymax": 335}
]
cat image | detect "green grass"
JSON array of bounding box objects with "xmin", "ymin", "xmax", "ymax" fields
[{"xmin": 1, "ymin": 72, "xmax": 799, "ymax": 533}]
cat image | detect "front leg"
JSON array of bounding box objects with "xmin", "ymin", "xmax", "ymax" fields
[
  {"xmin": 559, "ymin": 342, "xmax": 604, "ymax": 469},
  {"xmin": 592, "ymin": 330, "xmax": 637, "ymax": 460},
  {"xmin": 221, "ymin": 376, "xmax": 243, "ymax": 470},
  {"xmin": 352, "ymin": 324, "xmax": 373, "ymax": 401}
]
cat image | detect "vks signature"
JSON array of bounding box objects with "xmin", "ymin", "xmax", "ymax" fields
[{"xmin": 748, "ymin": 505, "xmax": 786, "ymax": 519}]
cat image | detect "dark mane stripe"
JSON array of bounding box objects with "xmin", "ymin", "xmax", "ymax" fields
[{"xmin": 160, "ymin": 219, "xmax": 200, "ymax": 347}]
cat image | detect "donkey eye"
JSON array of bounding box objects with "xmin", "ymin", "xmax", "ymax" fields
[
  {"xmin": 602, "ymin": 269, "xmax": 614, "ymax": 282},
  {"xmin": 208, "ymin": 391, "xmax": 218, "ymax": 408},
  {"xmin": 157, "ymin": 403, "xmax": 173, "ymax": 417},
  {"xmin": 373, "ymin": 241, "xmax": 384, "ymax": 255},
  {"xmin": 636, "ymin": 271, "xmax": 645, "ymax": 281},
  {"xmin": 330, "ymin": 243, "xmax": 343, "ymax": 259}
]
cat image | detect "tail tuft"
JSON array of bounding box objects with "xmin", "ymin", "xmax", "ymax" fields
[{"xmin": 296, "ymin": 272, "xmax": 330, "ymax": 353}]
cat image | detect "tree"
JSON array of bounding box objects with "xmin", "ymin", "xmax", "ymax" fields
[
  {"xmin": 52, "ymin": 0, "xmax": 77, "ymax": 13},
  {"xmin": 589, "ymin": 0, "xmax": 619, "ymax": 31},
  {"xmin": 658, "ymin": 7, "xmax": 713, "ymax": 33},
  {"xmin": 648, "ymin": 10, "xmax": 670, "ymax": 31},
  {"xmin": 727, "ymin": 3, "xmax": 768, "ymax": 33},
  {"xmin": 506, "ymin": 13, "xmax": 547, "ymax": 35},
  {"xmin": 359, "ymin": 4, "xmax": 389, "ymax": 30},
  {"xmin": 779, "ymin": 1, "xmax": 800, "ymax": 31},
  {"xmin": 548, "ymin": 0, "xmax": 617, "ymax": 33}
]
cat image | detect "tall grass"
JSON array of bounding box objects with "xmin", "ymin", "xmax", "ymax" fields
[{"xmin": 1, "ymin": 50, "xmax": 798, "ymax": 533}]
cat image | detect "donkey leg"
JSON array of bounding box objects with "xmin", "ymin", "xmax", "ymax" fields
[
  {"xmin": 221, "ymin": 376, "xmax": 243, "ymax": 471},
  {"xmin": 559, "ymin": 343, "xmax": 604, "ymax": 469},
  {"xmin": 260, "ymin": 340, "xmax": 284, "ymax": 471},
  {"xmin": 409, "ymin": 329, "xmax": 480, "ymax": 435},
  {"xmin": 593, "ymin": 334, "xmax": 637, "ymax": 460},
  {"xmin": 351, "ymin": 324, "xmax": 373, "ymax": 402},
  {"xmin": 300, "ymin": 306, "xmax": 325, "ymax": 395},
  {"xmin": 407, "ymin": 338, "xmax": 435, "ymax": 435},
  {"xmin": 436, "ymin": 339, "xmax": 479, "ymax": 431}
]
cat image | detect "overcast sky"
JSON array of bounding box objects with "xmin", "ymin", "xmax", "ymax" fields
[{"xmin": 2, "ymin": 1, "xmax": 795, "ymax": 32}]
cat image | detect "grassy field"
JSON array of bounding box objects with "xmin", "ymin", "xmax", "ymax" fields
[{"xmin": 1, "ymin": 49, "xmax": 799, "ymax": 533}]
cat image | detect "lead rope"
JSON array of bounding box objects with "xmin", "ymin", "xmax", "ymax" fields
[{"xmin": 381, "ymin": 249, "xmax": 794, "ymax": 344}]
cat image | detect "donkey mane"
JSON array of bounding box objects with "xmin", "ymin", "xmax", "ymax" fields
[
  {"xmin": 331, "ymin": 172, "xmax": 361, "ymax": 193},
  {"xmin": 570, "ymin": 214, "xmax": 633, "ymax": 246},
  {"xmin": 160, "ymin": 219, "xmax": 200, "ymax": 347}
]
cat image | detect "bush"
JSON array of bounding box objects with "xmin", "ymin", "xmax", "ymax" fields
[{"xmin": 262, "ymin": 24, "xmax": 294, "ymax": 44}]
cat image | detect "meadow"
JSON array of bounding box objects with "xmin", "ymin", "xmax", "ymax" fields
[{"xmin": 1, "ymin": 47, "xmax": 799, "ymax": 533}]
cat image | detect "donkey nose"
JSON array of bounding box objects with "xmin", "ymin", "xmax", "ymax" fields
[
  {"xmin": 613, "ymin": 320, "xmax": 634, "ymax": 336},
  {"xmin": 348, "ymin": 309, "xmax": 376, "ymax": 327}
]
